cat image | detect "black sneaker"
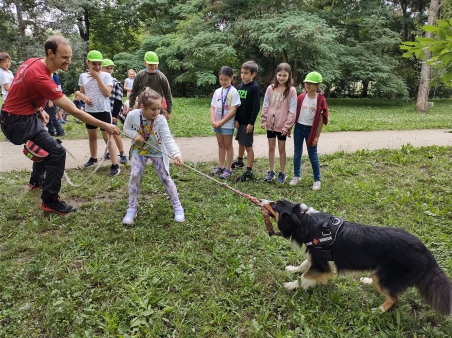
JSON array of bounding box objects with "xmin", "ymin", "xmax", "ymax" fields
[
  {"xmin": 40, "ymin": 199, "xmax": 76, "ymax": 215},
  {"xmin": 231, "ymin": 160, "xmax": 245, "ymax": 169},
  {"xmin": 104, "ymin": 152, "xmax": 111, "ymax": 160},
  {"xmin": 237, "ymin": 171, "xmax": 253, "ymax": 182},
  {"xmin": 109, "ymin": 164, "xmax": 120, "ymax": 176},
  {"xmin": 276, "ymin": 172, "xmax": 286, "ymax": 184},
  {"xmin": 84, "ymin": 157, "xmax": 98, "ymax": 167},
  {"xmin": 56, "ymin": 131, "xmax": 65, "ymax": 136}
]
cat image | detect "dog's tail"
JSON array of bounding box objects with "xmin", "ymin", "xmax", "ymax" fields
[{"xmin": 417, "ymin": 266, "xmax": 452, "ymax": 316}]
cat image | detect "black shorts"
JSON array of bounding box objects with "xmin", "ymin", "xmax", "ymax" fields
[
  {"xmin": 85, "ymin": 111, "xmax": 112, "ymax": 130},
  {"xmin": 267, "ymin": 130, "xmax": 287, "ymax": 141},
  {"xmin": 235, "ymin": 124, "xmax": 254, "ymax": 147}
]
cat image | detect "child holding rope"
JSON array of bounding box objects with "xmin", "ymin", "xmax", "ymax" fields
[
  {"xmin": 210, "ymin": 66, "xmax": 241, "ymax": 180},
  {"xmin": 261, "ymin": 63, "xmax": 297, "ymax": 184},
  {"xmin": 122, "ymin": 88, "xmax": 184, "ymax": 224}
]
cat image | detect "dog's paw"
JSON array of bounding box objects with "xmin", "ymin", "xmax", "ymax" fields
[
  {"xmin": 284, "ymin": 280, "xmax": 300, "ymax": 290},
  {"xmin": 360, "ymin": 277, "xmax": 373, "ymax": 284},
  {"xmin": 301, "ymin": 278, "xmax": 317, "ymax": 290},
  {"xmin": 285, "ymin": 265, "xmax": 301, "ymax": 273}
]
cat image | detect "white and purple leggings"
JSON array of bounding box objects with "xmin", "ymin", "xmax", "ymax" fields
[{"xmin": 127, "ymin": 153, "xmax": 182, "ymax": 213}]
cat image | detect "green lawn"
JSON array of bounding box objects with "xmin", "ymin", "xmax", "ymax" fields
[
  {"xmin": 1, "ymin": 97, "xmax": 450, "ymax": 141},
  {"xmin": 1, "ymin": 144, "xmax": 452, "ymax": 337}
]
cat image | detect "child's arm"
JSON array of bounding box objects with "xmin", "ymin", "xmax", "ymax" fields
[
  {"xmin": 78, "ymin": 87, "xmax": 93, "ymax": 105},
  {"xmin": 2, "ymin": 83, "xmax": 10, "ymax": 92},
  {"xmin": 311, "ymin": 114, "xmax": 324, "ymax": 146},
  {"xmin": 158, "ymin": 117, "xmax": 183, "ymax": 166},
  {"xmin": 261, "ymin": 91, "xmax": 270, "ymax": 129},
  {"xmin": 124, "ymin": 80, "xmax": 130, "ymax": 91},
  {"xmin": 210, "ymin": 105, "xmax": 216, "ymax": 127}
]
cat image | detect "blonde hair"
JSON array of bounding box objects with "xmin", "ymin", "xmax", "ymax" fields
[
  {"xmin": 138, "ymin": 88, "xmax": 161, "ymax": 108},
  {"xmin": 128, "ymin": 69, "xmax": 136, "ymax": 75}
]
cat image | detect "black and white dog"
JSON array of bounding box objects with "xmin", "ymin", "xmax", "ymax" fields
[{"xmin": 261, "ymin": 199, "xmax": 452, "ymax": 315}]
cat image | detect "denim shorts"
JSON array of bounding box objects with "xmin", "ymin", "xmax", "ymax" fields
[{"xmin": 212, "ymin": 127, "xmax": 234, "ymax": 135}]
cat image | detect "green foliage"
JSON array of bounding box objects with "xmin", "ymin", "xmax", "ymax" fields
[
  {"xmin": 1, "ymin": 145, "xmax": 452, "ymax": 336},
  {"xmin": 401, "ymin": 19, "xmax": 452, "ymax": 86}
]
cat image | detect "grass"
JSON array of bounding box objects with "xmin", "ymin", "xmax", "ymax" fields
[
  {"xmin": 1, "ymin": 145, "xmax": 452, "ymax": 337},
  {"xmin": 1, "ymin": 97, "xmax": 450, "ymax": 141}
]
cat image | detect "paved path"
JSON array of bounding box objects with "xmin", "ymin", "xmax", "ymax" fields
[{"xmin": 0, "ymin": 129, "xmax": 450, "ymax": 172}]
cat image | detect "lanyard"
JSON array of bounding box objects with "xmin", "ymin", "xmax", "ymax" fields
[
  {"xmin": 139, "ymin": 110, "xmax": 154, "ymax": 140},
  {"xmin": 271, "ymin": 87, "xmax": 286, "ymax": 131},
  {"xmin": 221, "ymin": 85, "xmax": 231, "ymax": 117}
]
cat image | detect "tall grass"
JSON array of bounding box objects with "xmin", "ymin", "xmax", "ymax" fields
[{"xmin": 1, "ymin": 145, "xmax": 451, "ymax": 337}]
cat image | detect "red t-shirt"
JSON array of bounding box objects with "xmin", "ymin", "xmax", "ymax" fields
[{"xmin": 2, "ymin": 58, "xmax": 64, "ymax": 116}]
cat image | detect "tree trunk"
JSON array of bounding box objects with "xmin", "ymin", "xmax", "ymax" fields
[
  {"xmin": 361, "ymin": 80, "xmax": 369, "ymax": 98},
  {"xmin": 416, "ymin": 0, "xmax": 439, "ymax": 113},
  {"xmin": 14, "ymin": 0, "xmax": 28, "ymax": 59}
]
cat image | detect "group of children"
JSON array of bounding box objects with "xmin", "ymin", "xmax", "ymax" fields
[{"xmin": 210, "ymin": 61, "xmax": 329, "ymax": 191}]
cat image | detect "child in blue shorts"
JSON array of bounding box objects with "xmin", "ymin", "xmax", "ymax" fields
[{"xmin": 209, "ymin": 66, "xmax": 241, "ymax": 179}]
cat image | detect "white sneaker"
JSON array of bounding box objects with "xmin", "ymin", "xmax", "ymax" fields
[
  {"xmin": 312, "ymin": 181, "xmax": 321, "ymax": 191},
  {"xmin": 122, "ymin": 210, "xmax": 136, "ymax": 224},
  {"xmin": 174, "ymin": 210, "xmax": 185, "ymax": 222},
  {"xmin": 289, "ymin": 176, "xmax": 301, "ymax": 186}
]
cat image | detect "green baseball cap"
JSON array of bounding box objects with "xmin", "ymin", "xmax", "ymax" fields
[
  {"xmin": 144, "ymin": 51, "xmax": 159, "ymax": 65},
  {"xmin": 304, "ymin": 71, "xmax": 323, "ymax": 83},
  {"xmin": 102, "ymin": 59, "xmax": 115, "ymax": 67},
  {"xmin": 87, "ymin": 50, "xmax": 103, "ymax": 62}
]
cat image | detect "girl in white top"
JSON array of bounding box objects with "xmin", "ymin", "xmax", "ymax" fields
[
  {"xmin": 122, "ymin": 88, "xmax": 184, "ymax": 224},
  {"xmin": 209, "ymin": 66, "xmax": 241, "ymax": 180},
  {"xmin": 0, "ymin": 52, "xmax": 14, "ymax": 103},
  {"xmin": 78, "ymin": 50, "xmax": 120, "ymax": 176},
  {"xmin": 124, "ymin": 69, "xmax": 136, "ymax": 98}
]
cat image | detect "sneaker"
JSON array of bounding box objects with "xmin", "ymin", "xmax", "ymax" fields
[
  {"xmin": 174, "ymin": 210, "xmax": 185, "ymax": 222},
  {"xmin": 289, "ymin": 176, "xmax": 301, "ymax": 186},
  {"xmin": 231, "ymin": 160, "xmax": 244, "ymax": 169},
  {"xmin": 27, "ymin": 183, "xmax": 43, "ymax": 191},
  {"xmin": 276, "ymin": 172, "xmax": 286, "ymax": 184},
  {"xmin": 119, "ymin": 154, "xmax": 128, "ymax": 164},
  {"xmin": 219, "ymin": 169, "xmax": 232, "ymax": 179},
  {"xmin": 56, "ymin": 131, "xmax": 65, "ymax": 136},
  {"xmin": 122, "ymin": 210, "xmax": 136, "ymax": 224},
  {"xmin": 109, "ymin": 164, "xmax": 120, "ymax": 176},
  {"xmin": 84, "ymin": 157, "xmax": 98, "ymax": 167},
  {"xmin": 237, "ymin": 171, "xmax": 253, "ymax": 182},
  {"xmin": 104, "ymin": 152, "xmax": 111, "ymax": 160},
  {"xmin": 210, "ymin": 167, "xmax": 224, "ymax": 175},
  {"xmin": 264, "ymin": 170, "xmax": 275, "ymax": 182},
  {"xmin": 40, "ymin": 199, "xmax": 76, "ymax": 215},
  {"xmin": 312, "ymin": 181, "xmax": 321, "ymax": 191},
  {"xmin": 59, "ymin": 119, "xmax": 66, "ymax": 124}
]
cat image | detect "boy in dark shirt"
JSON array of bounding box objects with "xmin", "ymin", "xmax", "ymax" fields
[{"xmin": 233, "ymin": 60, "xmax": 261, "ymax": 181}]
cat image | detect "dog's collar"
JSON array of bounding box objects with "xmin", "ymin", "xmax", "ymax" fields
[{"xmin": 304, "ymin": 216, "xmax": 344, "ymax": 261}]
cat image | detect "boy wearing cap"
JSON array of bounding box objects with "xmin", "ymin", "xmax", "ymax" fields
[
  {"xmin": 128, "ymin": 51, "xmax": 172, "ymax": 120},
  {"xmin": 290, "ymin": 71, "xmax": 329, "ymax": 190},
  {"xmin": 78, "ymin": 50, "xmax": 120, "ymax": 176},
  {"xmin": 101, "ymin": 59, "xmax": 127, "ymax": 164}
]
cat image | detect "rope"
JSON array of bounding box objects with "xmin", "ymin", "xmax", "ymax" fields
[
  {"xmin": 120, "ymin": 131, "xmax": 279, "ymax": 236},
  {"xmin": 63, "ymin": 135, "xmax": 111, "ymax": 187}
]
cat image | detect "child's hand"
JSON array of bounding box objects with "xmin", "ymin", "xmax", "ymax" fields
[
  {"xmin": 261, "ymin": 123, "xmax": 266, "ymax": 129},
  {"xmin": 212, "ymin": 121, "xmax": 221, "ymax": 129},
  {"xmin": 311, "ymin": 137, "xmax": 319, "ymax": 146},
  {"xmin": 174, "ymin": 156, "xmax": 183, "ymax": 166},
  {"xmin": 246, "ymin": 124, "xmax": 253, "ymax": 133},
  {"xmin": 234, "ymin": 121, "xmax": 239, "ymax": 129},
  {"xmin": 134, "ymin": 134, "xmax": 145, "ymax": 143},
  {"xmin": 87, "ymin": 69, "xmax": 101, "ymax": 82}
]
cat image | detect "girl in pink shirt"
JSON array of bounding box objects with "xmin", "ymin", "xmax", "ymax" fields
[{"xmin": 261, "ymin": 63, "xmax": 297, "ymax": 183}]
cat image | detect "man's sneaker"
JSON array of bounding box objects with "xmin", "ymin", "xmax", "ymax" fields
[
  {"xmin": 210, "ymin": 167, "xmax": 224, "ymax": 175},
  {"xmin": 276, "ymin": 172, "xmax": 286, "ymax": 184},
  {"xmin": 84, "ymin": 157, "xmax": 98, "ymax": 167},
  {"xmin": 231, "ymin": 160, "xmax": 244, "ymax": 169},
  {"xmin": 40, "ymin": 199, "xmax": 76, "ymax": 215},
  {"xmin": 237, "ymin": 171, "xmax": 253, "ymax": 182},
  {"xmin": 109, "ymin": 164, "xmax": 120, "ymax": 176},
  {"xmin": 122, "ymin": 210, "xmax": 136, "ymax": 224},
  {"xmin": 104, "ymin": 152, "xmax": 111, "ymax": 160},
  {"xmin": 27, "ymin": 183, "xmax": 43, "ymax": 191},
  {"xmin": 312, "ymin": 181, "xmax": 321, "ymax": 191},
  {"xmin": 174, "ymin": 210, "xmax": 185, "ymax": 222},
  {"xmin": 219, "ymin": 169, "xmax": 233, "ymax": 179},
  {"xmin": 289, "ymin": 176, "xmax": 301, "ymax": 186},
  {"xmin": 264, "ymin": 170, "xmax": 275, "ymax": 182},
  {"xmin": 119, "ymin": 154, "xmax": 128, "ymax": 164},
  {"xmin": 56, "ymin": 131, "xmax": 65, "ymax": 136}
]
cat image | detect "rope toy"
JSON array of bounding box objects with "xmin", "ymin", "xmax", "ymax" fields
[{"xmin": 119, "ymin": 131, "xmax": 280, "ymax": 236}]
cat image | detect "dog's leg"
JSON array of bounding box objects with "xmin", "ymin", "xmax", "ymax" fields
[
  {"xmin": 286, "ymin": 259, "xmax": 311, "ymax": 274},
  {"xmin": 284, "ymin": 266, "xmax": 332, "ymax": 291},
  {"xmin": 283, "ymin": 275, "xmax": 317, "ymax": 290},
  {"xmin": 360, "ymin": 277, "xmax": 373, "ymax": 284},
  {"xmin": 369, "ymin": 272, "xmax": 399, "ymax": 313}
]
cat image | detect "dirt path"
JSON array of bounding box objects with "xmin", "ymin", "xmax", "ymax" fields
[{"xmin": 0, "ymin": 129, "xmax": 450, "ymax": 172}]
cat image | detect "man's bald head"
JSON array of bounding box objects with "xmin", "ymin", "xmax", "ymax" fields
[{"xmin": 44, "ymin": 36, "xmax": 71, "ymax": 57}]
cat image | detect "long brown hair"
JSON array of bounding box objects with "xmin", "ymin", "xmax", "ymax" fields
[{"xmin": 271, "ymin": 63, "xmax": 293, "ymax": 98}]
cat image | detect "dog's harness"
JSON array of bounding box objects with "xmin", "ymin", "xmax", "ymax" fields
[{"xmin": 304, "ymin": 216, "xmax": 344, "ymax": 261}]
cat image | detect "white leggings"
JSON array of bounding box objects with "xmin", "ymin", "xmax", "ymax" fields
[{"xmin": 127, "ymin": 154, "xmax": 182, "ymax": 212}]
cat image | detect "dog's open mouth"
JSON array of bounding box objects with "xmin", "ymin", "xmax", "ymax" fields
[{"xmin": 260, "ymin": 199, "xmax": 279, "ymax": 223}]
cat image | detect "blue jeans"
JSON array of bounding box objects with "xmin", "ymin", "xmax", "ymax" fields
[
  {"xmin": 293, "ymin": 123, "xmax": 320, "ymax": 181},
  {"xmin": 46, "ymin": 104, "xmax": 64, "ymax": 135}
]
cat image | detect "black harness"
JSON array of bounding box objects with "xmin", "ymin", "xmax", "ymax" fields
[{"xmin": 304, "ymin": 216, "xmax": 344, "ymax": 261}]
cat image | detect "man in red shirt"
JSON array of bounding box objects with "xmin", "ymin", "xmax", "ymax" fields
[{"xmin": 0, "ymin": 36, "xmax": 120, "ymax": 215}]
